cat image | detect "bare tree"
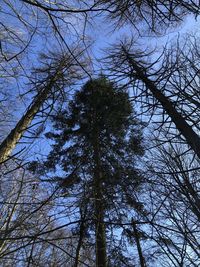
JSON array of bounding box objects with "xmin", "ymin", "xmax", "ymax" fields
[
  {"xmin": 105, "ymin": 36, "xmax": 200, "ymax": 160},
  {"xmin": 95, "ymin": 0, "xmax": 200, "ymax": 33},
  {"xmin": 0, "ymin": 160, "xmax": 96, "ymax": 266},
  {"xmin": 0, "ymin": 49, "xmax": 86, "ymax": 163},
  {"xmin": 144, "ymin": 140, "xmax": 200, "ymax": 266}
]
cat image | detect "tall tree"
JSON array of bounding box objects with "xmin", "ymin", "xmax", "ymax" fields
[
  {"xmin": 145, "ymin": 140, "xmax": 200, "ymax": 266},
  {"xmin": 0, "ymin": 50, "xmax": 85, "ymax": 164},
  {"xmin": 105, "ymin": 38, "xmax": 200, "ymax": 160},
  {"xmin": 34, "ymin": 76, "xmax": 145, "ymax": 266}
]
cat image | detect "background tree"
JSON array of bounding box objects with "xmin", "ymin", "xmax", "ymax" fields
[
  {"xmin": 0, "ymin": 49, "xmax": 87, "ymax": 164},
  {"xmin": 104, "ymin": 36, "xmax": 200, "ymax": 160},
  {"xmin": 95, "ymin": 0, "xmax": 200, "ymax": 33},
  {"xmin": 144, "ymin": 139, "xmax": 200, "ymax": 266},
  {"xmin": 0, "ymin": 159, "xmax": 96, "ymax": 266}
]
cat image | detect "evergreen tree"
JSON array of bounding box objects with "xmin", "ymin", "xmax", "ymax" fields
[{"xmin": 33, "ymin": 76, "xmax": 145, "ymax": 266}]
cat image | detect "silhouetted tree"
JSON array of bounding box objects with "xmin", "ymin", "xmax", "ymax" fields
[
  {"xmin": 105, "ymin": 37, "xmax": 200, "ymax": 160},
  {"xmin": 0, "ymin": 50, "xmax": 85, "ymax": 164},
  {"xmin": 34, "ymin": 76, "xmax": 145, "ymax": 266}
]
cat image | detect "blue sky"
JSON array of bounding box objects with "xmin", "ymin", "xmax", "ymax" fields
[
  {"xmin": 2, "ymin": 2, "xmax": 200, "ymax": 172},
  {"xmin": 8, "ymin": 9, "xmax": 200, "ymax": 162},
  {"xmin": 1, "ymin": 4, "xmax": 200, "ymax": 266}
]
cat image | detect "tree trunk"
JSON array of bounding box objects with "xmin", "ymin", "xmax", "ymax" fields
[
  {"xmin": 93, "ymin": 124, "xmax": 107, "ymax": 267},
  {"xmin": 126, "ymin": 54, "xmax": 200, "ymax": 160},
  {"xmin": 0, "ymin": 72, "xmax": 61, "ymax": 164},
  {"xmin": 74, "ymin": 208, "xmax": 86, "ymax": 267},
  {"xmin": 132, "ymin": 220, "xmax": 146, "ymax": 267},
  {"xmin": 94, "ymin": 179, "xmax": 107, "ymax": 267}
]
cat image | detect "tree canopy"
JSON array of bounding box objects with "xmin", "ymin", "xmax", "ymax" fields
[
  {"xmin": 1, "ymin": 1, "xmax": 200, "ymax": 266},
  {"xmin": 30, "ymin": 77, "xmax": 145, "ymax": 266}
]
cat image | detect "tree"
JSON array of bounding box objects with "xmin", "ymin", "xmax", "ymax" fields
[
  {"xmin": 0, "ymin": 159, "xmax": 96, "ymax": 266},
  {"xmin": 0, "ymin": 50, "xmax": 86, "ymax": 164},
  {"xmin": 1, "ymin": 1, "xmax": 200, "ymax": 163},
  {"xmin": 32, "ymin": 76, "xmax": 145, "ymax": 266},
  {"xmin": 105, "ymin": 36, "xmax": 200, "ymax": 160},
  {"xmin": 1, "ymin": 1, "xmax": 200, "ymax": 266},
  {"xmin": 96, "ymin": 0, "xmax": 200, "ymax": 33},
  {"xmin": 144, "ymin": 140, "xmax": 200, "ymax": 266}
]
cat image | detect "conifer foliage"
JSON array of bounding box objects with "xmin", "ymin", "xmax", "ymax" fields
[{"xmin": 38, "ymin": 77, "xmax": 145, "ymax": 266}]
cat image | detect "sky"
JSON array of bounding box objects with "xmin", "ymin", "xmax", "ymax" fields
[
  {"xmin": 1, "ymin": 3, "xmax": 200, "ymax": 266},
  {"xmin": 1, "ymin": 2, "xmax": 200, "ymax": 167},
  {"xmin": 4, "ymin": 6, "xmax": 200, "ymax": 162},
  {"xmin": 87, "ymin": 12, "xmax": 200, "ymax": 65}
]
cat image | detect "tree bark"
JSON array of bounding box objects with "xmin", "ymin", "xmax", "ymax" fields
[
  {"xmin": 126, "ymin": 54, "xmax": 200, "ymax": 160},
  {"xmin": 0, "ymin": 72, "xmax": 61, "ymax": 164},
  {"xmin": 74, "ymin": 208, "xmax": 86, "ymax": 267},
  {"xmin": 94, "ymin": 178, "xmax": 107, "ymax": 267},
  {"xmin": 132, "ymin": 220, "xmax": 146, "ymax": 267},
  {"xmin": 92, "ymin": 122, "xmax": 107, "ymax": 267}
]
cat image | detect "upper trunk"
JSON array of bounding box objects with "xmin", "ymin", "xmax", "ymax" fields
[
  {"xmin": 126, "ymin": 54, "xmax": 200, "ymax": 160},
  {"xmin": 132, "ymin": 220, "xmax": 147, "ymax": 267},
  {"xmin": 92, "ymin": 118, "xmax": 107, "ymax": 267},
  {"xmin": 0, "ymin": 71, "xmax": 62, "ymax": 164}
]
